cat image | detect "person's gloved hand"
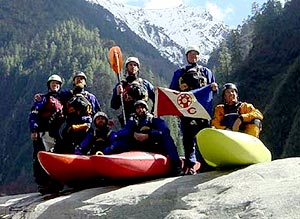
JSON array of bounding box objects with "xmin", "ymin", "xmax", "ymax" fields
[
  {"xmin": 74, "ymin": 146, "xmax": 83, "ymax": 155},
  {"xmin": 72, "ymin": 123, "xmax": 90, "ymax": 132},
  {"xmin": 103, "ymin": 145, "xmax": 115, "ymax": 155}
]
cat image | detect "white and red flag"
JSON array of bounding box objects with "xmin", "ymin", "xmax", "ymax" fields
[{"xmin": 154, "ymin": 85, "xmax": 213, "ymax": 120}]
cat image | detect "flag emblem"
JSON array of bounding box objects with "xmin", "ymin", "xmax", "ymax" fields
[{"xmin": 154, "ymin": 86, "xmax": 213, "ymax": 120}]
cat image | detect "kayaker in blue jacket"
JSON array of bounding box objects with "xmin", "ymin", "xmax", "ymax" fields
[
  {"xmin": 103, "ymin": 100, "xmax": 184, "ymax": 176},
  {"xmin": 33, "ymin": 71, "xmax": 102, "ymax": 154},
  {"xmin": 29, "ymin": 74, "xmax": 64, "ymax": 194},
  {"xmin": 169, "ymin": 45, "xmax": 218, "ymax": 174},
  {"xmin": 74, "ymin": 111, "xmax": 117, "ymax": 155},
  {"xmin": 111, "ymin": 57, "xmax": 155, "ymax": 127},
  {"xmin": 56, "ymin": 71, "xmax": 102, "ymax": 153}
]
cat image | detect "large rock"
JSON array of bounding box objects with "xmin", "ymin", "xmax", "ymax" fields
[{"xmin": 1, "ymin": 158, "xmax": 300, "ymax": 219}]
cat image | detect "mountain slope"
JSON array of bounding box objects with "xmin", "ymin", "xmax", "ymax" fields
[
  {"xmin": 0, "ymin": 0, "xmax": 179, "ymax": 195},
  {"xmin": 88, "ymin": 0, "xmax": 229, "ymax": 64}
]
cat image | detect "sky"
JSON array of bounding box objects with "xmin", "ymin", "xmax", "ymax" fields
[{"xmin": 116, "ymin": 0, "xmax": 287, "ymax": 28}]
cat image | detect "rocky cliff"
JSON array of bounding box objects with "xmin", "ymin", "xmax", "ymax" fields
[{"xmin": 1, "ymin": 158, "xmax": 300, "ymax": 219}]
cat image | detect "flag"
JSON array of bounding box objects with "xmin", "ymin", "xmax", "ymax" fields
[{"xmin": 154, "ymin": 85, "xmax": 213, "ymax": 120}]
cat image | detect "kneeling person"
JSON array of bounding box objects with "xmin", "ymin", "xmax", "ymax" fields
[
  {"xmin": 103, "ymin": 100, "xmax": 184, "ymax": 176},
  {"xmin": 75, "ymin": 111, "xmax": 117, "ymax": 155}
]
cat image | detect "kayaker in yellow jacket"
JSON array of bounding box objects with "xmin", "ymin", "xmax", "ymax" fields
[{"xmin": 211, "ymin": 83, "xmax": 263, "ymax": 138}]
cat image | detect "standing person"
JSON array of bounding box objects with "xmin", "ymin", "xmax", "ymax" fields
[
  {"xmin": 56, "ymin": 71, "xmax": 102, "ymax": 154},
  {"xmin": 74, "ymin": 111, "xmax": 117, "ymax": 155},
  {"xmin": 29, "ymin": 74, "xmax": 64, "ymax": 194},
  {"xmin": 211, "ymin": 83, "xmax": 263, "ymax": 138},
  {"xmin": 111, "ymin": 57, "xmax": 155, "ymax": 127},
  {"xmin": 169, "ymin": 45, "xmax": 218, "ymax": 174},
  {"xmin": 103, "ymin": 100, "xmax": 184, "ymax": 176}
]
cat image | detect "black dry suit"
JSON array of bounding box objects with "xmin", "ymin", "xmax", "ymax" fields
[{"xmin": 221, "ymin": 102, "xmax": 242, "ymax": 129}]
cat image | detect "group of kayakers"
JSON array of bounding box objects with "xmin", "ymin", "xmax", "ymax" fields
[{"xmin": 29, "ymin": 45, "xmax": 263, "ymax": 194}]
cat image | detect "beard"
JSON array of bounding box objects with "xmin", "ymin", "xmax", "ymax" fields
[
  {"xmin": 74, "ymin": 82, "xmax": 85, "ymax": 89},
  {"xmin": 126, "ymin": 75, "xmax": 137, "ymax": 83}
]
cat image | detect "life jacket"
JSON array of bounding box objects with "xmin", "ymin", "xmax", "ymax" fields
[
  {"xmin": 179, "ymin": 66, "xmax": 207, "ymax": 91},
  {"xmin": 122, "ymin": 78, "xmax": 149, "ymax": 102},
  {"xmin": 132, "ymin": 113, "xmax": 154, "ymax": 134},
  {"xmin": 221, "ymin": 102, "xmax": 242, "ymax": 128},
  {"xmin": 40, "ymin": 95, "xmax": 63, "ymax": 120},
  {"xmin": 66, "ymin": 91, "xmax": 92, "ymax": 116},
  {"xmin": 89, "ymin": 127, "xmax": 112, "ymax": 153}
]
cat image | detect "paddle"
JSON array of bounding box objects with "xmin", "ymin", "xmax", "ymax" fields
[{"xmin": 109, "ymin": 46, "xmax": 126, "ymax": 125}]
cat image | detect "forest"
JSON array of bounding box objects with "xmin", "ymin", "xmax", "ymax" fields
[{"xmin": 0, "ymin": 0, "xmax": 300, "ymax": 195}]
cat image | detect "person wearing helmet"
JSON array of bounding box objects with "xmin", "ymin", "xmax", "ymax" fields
[
  {"xmin": 169, "ymin": 45, "xmax": 218, "ymax": 175},
  {"xmin": 211, "ymin": 83, "xmax": 263, "ymax": 138},
  {"xmin": 33, "ymin": 71, "xmax": 102, "ymax": 154},
  {"xmin": 102, "ymin": 100, "xmax": 184, "ymax": 176},
  {"xmin": 56, "ymin": 70, "xmax": 102, "ymax": 154},
  {"xmin": 29, "ymin": 74, "xmax": 64, "ymax": 194},
  {"xmin": 72, "ymin": 71, "xmax": 87, "ymax": 88},
  {"xmin": 74, "ymin": 111, "xmax": 117, "ymax": 155},
  {"xmin": 111, "ymin": 56, "xmax": 155, "ymax": 127}
]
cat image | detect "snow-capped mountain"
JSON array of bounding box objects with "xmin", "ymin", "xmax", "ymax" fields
[{"xmin": 87, "ymin": 0, "xmax": 229, "ymax": 65}]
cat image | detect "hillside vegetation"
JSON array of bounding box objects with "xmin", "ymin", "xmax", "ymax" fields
[
  {"xmin": 0, "ymin": 0, "xmax": 177, "ymax": 194},
  {"xmin": 209, "ymin": 0, "xmax": 300, "ymax": 159}
]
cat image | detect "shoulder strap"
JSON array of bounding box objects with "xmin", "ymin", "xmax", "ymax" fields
[
  {"xmin": 146, "ymin": 113, "xmax": 154, "ymax": 123},
  {"xmin": 107, "ymin": 130, "xmax": 112, "ymax": 138}
]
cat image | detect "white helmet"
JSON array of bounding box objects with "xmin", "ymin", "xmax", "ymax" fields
[
  {"xmin": 47, "ymin": 74, "xmax": 63, "ymax": 84},
  {"xmin": 93, "ymin": 111, "xmax": 109, "ymax": 122},
  {"xmin": 134, "ymin": 100, "xmax": 148, "ymax": 111},
  {"xmin": 185, "ymin": 45, "xmax": 200, "ymax": 55},
  {"xmin": 73, "ymin": 71, "xmax": 87, "ymax": 81},
  {"xmin": 125, "ymin": 57, "xmax": 140, "ymax": 68}
]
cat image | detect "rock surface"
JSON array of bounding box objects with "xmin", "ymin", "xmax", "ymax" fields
[{"xmin": 1, "ymin": 158, "xmax": 300, "ymax": 219}]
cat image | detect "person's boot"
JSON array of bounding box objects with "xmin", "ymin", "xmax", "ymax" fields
[
  {"xmin": 185, "ymin": 167, "xmax": 197, "ymax": 175},
  {"xmin": 170, "ymin": 160, "xmax": 185, "ymax": 176}
]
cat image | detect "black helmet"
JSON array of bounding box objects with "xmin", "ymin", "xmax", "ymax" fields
[
  {"xmin": 222, "ymin": 83, "xmax": 238, "ymax": 97},
  {"xmin": 134, "ymin": 100, "xmax": 148, "ymax": 111}
]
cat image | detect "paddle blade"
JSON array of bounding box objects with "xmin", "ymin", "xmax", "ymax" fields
[{"xmin": 109, "ymin": 46, "xmax": 123, "ymax": 74}]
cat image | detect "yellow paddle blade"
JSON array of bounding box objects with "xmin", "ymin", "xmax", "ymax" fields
[{"xmin": 109, "ymin": 46, "xmax": 123, "ymax": 74}]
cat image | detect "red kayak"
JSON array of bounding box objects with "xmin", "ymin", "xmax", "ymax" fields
[
  {"xmin": 38, "ymin": 151, "xmax": 98, "ymax": 183},
  {"xmin": 38, "ymin": 151, "xmax": 174, "ymax": 183},
  {"xmin": 38, "ymin": 151, "xmax": 201, "ymax": 183},
  {"xmin": 90, "ymin": 151, "xmax": 171, "ymax": 179}
]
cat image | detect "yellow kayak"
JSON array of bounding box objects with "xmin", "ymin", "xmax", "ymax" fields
[{"xmin": 196, "ymin": 128, "xmax": 272, "ymax": 167}]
